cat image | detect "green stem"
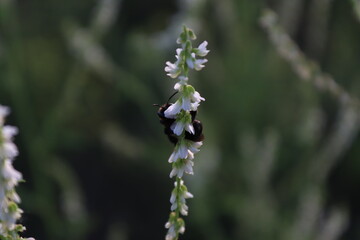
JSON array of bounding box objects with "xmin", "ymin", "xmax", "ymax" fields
[{"xmin": 175, "ymin": 177, "xmax": 181, "ymax": 219}]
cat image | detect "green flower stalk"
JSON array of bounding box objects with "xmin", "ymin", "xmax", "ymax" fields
[
  {"xmin": 0, "ymin": 105, "xmax": 34, "ymax": 240},
  {"xmin": 163, "ymin": 26, "xmax": 209, "ymax": 240}
]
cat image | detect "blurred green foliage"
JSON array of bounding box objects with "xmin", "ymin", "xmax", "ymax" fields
[{"xmin": 1, "ymin": 0, "xmax": 360, "ymax": 239}]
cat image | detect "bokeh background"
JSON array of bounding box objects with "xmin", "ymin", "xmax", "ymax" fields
[{"xmin": 1, "ymin": 0, "xmax": 360, "ymax": 239}]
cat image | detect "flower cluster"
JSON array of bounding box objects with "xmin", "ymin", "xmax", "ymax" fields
[
  {"xmin": 165, "ymin": 180, "xmax": 193, "ymax": 240},
  {"xmin": 163, "ymin": 26, "xmax": 209, "ymax": 240},
  {"xmin": 0, "ymin": 105, "xmax": 34, "ymax": 240},
  {"xmin": 168, "ymin": 140, "xmax": 202, "ymax": 178}
]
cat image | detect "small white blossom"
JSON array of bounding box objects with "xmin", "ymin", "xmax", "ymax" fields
[
  {"xmin": 184, "ymin": 122, "xmax": 195, "ymax": 134},
  {"xmin": 186, "ymin": 55, "xmax": 195, "ymax": 69},
  {"xmin": 2, "ymin": 126, "xmax": 18, "ymax": 140},
  {"xmin": 196, "ymin": 41, "xmax": 210, "ymax": 57},
  {"xmin": 168, "ymin": 143, "xmax": 188, "ymax": 163},
  {"xmin": 187, "ymin": 90, "xmax": 205, "ymax": 111},
  {"xmin": 0, "ymin": 142, "xmax": 18, "ymax": 161},
  {"xmin": 186, "ymin": 52, "xmax": 208, "ymax": 71},
  {"xmin": 192, "ymin": 91, "xmax": 205, "ymax": 103},
  {"xmin": 181, "ymin": 96, "xmax": 192, "ymax": 111},
  {"xmin": 194, "ymin": 58, "xmax": 208, "ymax": 71},
  {"xmin": 167, "ymin": 86, "xmax": 205, "ymax": 115},
  {"xmin": 0, "ymin": 126, "xmax": 19, "ymax": 160},
  {"xmin": 165, "ymin": 225, "xmax": 176, "ymax": 240},
  {"xmin": 191, "ymin": 102, "xmax": 200, "ymax": 111},
  {"xmin": 2, "ymin": 159, "xmax": 22, "ymax": 191},
  {"xmin": 165, "ymin": 48, "xmax": 183, "ymax": 79},
  {"xmin": 174, "ymin": 77, "xmax": 188, "ymax": 89},
  {"xmin": 164, "ymin": 100, "xmax": 182, "ymax": 119},
  {"xmin": 0, "ymin": 105, "xmax": 10, "ymax": 116},
  {"xmin": 165, "ymin": 61, "xmax": 181, "ymax": 78},
  {"xmin": 171, "ymin": 121, "xmax": 185, "ymax": 136},
  {"xmin": 170, "ymin": 159, "xmax": 194, "ymax": 178},
  {"xmin": 170, "ymin": 119, "xmax": 194, "ymax": 136},
  {"xmin": 187, "ymin": 141, "xmax": 203, "ymax": 154}
]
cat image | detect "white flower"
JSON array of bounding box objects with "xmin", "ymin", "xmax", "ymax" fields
[
  {"xmin": 0, "ymin": 206, "xmax": 23, "ymax": 231},
  {"xmin": 0, "ymin": 142, "xmax": 18, "ymax": 160},
  {"xmin": 171, "ymin": 121, "xmax": 185, "ymax": 136},
  {"xmin": 165, "ymin": 223, "xmax": 177, "ymax": 240},
  {"xmin": 181, "ymin": 96, "xmax": 191, "ymax": 111},
  {"xmin": 170, "ymin": 119, "xmax": 194, "ymax": 136},
  {"xmin": 170, "ymin": 200, "xmax": 177, "ymax": 211},
  {"xmin": 168, "ymin": 144, "xmax": 188, "ymax": 163},
  {"xmin": 166, "ymin": 88, "xmax": 204, "ymax": 114},
  {"xmin": 180, "ymin": 204, "xmax": 189, "ymax": 215},
  {"xmin": 0, "ymin": 105, "xmax": 9, "ymax": 117},
  {"xmin": 187, "ymin": 141, "xmax": 203, "ymax": 154},
  {"xmin": 0, "ymin": 126, "xmax": 19, "ymax": 160},
  {"xmin": 2, "ymin": 126, "xmax": 18, "ymax": 140},
  {"xmin": 194, "ymin": 58, "xmax": 208, "ymax": 71},
  {"xmin": 165, "ymin": 61, "xmax": 181, "ymax": 78},
  {"xmin": 196, "ymin": 41, "xmax": 210, "ymax": 57},
  {"xmin": 186, "ymin": 55, "xmax": 195, "ymax": 69},
  {"xmin": 170, "ymin": 191, "xmax": 176, "ymax": 204},
  {"xmin": 2, "ymin": 159, "xmax": 22, "ymax": 191},
  {"xmin": 186, "ymin": 90, "xmax": 205, "ymax": 111},
  {"xmin": 191, "ymin": 91, "xmax": 205, "ymax": 102},
  {"xmin": 191, "ymin": 102, "xmax": 200, "ymax": 111},
  {"xmin": 164, "ymin": 100, "xmax": 182, "ymax": 119},
  {"xmin": 174, "ymin": 77, "xmax": 188, "ymax": 90},
  {"xmin": 184, "ymin": 121, "xmax": 194, "ymax": 134},
  {"xmin": 186, "ymin": 53, "xmax": 208, "ymax": 71},
  {"xmin": 165, "ymin": 48, "xmax": 183, "ymax": 79},
  {"xmin": 183, "ymin": 159, "xmax": 194, "ymax": 175},
  {"xmin": 170, "ymin": 159, "xmax": 195, "ymax": 178}
]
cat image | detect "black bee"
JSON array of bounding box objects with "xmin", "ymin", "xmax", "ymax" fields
[
  {"xmin": 185, "ymin": 120, "xmax": 204, "ymax": 142},
  {"xmin": 154, "ymin": 92, "xmax": 204, "ymax": 145}
]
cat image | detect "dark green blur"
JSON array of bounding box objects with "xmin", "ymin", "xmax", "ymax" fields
[{"xmin": 0, "ymin": 0, "xmax": 360, "ymax": 239}]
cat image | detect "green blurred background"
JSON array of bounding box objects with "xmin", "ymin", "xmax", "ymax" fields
[{"xmin": 1, "ymin": 0, "xmax": 360, "ymax": 239}]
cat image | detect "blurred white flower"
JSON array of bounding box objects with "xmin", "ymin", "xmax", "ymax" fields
[
  {"xmin": 194, "ymin": 58, "xmax": 208, "ymax": 71},
  {"xmin": 196, "ymin": 41, "xmax": 209, "ymax": 57},
  {"xmin": 165, "ymin": 61, "xmax": 181, "ymax": 79},
  {"xmin": 168, "ymin": 143, "xmax": 188, "ymax": 163},
  {"xmin": 169, "ymin": 159, "xmax": 194, "ymax": 178},
  {"xmin": 165, "ymin": 48, "xmax": 183, "ymax": 78},
  {"xmin": 164, "ymin": 100, "xmax": 182, "ymax": 119},
  {"xmin": 0, "ymin": 105, "xmax": 33, "ymax": 239},
  {"xmin": 165, "ymin": 222, "xmax": 176, "ymax": 240},
  {"xmin": 2, "ymin": 159, "xmax": 22, "ymax": 191},
  {"xmin": 171, "ymin": 119, "xmax": 194, "ymax": 136}
]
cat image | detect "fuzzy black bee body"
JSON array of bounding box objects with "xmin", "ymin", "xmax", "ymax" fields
[
  {"xmin": 157, "ymin": 103, "xmax": 175, "ymax": 127},
  {"xmin": 156, "ymin": 103, "xmax": 178, "ymax": 144},
  {"xmin": 155, "ymin": 102, "xmax": 204, "ymax": 145},
  {"xmin": 185, "ymin": 119, "xmax": 204, "ymax": 142}
]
